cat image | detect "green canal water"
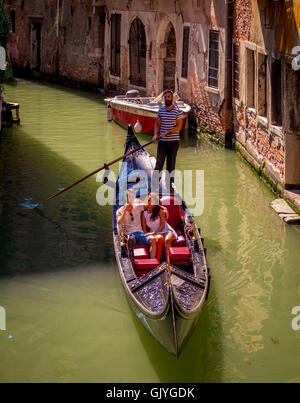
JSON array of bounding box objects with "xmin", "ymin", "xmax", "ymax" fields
[{"xmin": 0, "ymin": 79, "xmax": 300, "ymax": 383}]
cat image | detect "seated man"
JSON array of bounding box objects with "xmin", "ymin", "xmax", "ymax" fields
[{"xmin": 117, "ymin": 190, "xmax": 155, "ymax": 255}]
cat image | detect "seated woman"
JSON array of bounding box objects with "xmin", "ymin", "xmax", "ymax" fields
[{"xmin": 142, "ymin": 193, "xmax": 177, "ymax": 263}]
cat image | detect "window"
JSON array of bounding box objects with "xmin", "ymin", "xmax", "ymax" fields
[
  {"xmin": 271, "ymin": 58, "xmax": 282, "ymax": 126},
  {"xmin": 10, "ymin": 10, "xmax": 16, "ymax": 33},
  {"xmin": 62, "ymin": 27, "xmax": 66, "ymax": 45},
  {"xmin": 258, "ymin": 53, "xmax": 267, "ymax": 117},
  {"xmin": 233, "ymin": 44, "xmax": 240, "ymax": 99},
  {"xmin": 98, "ymin": 13, "xmax": 105, "ymax": 49},
  {"xmin": 208, "ymin": 30, "xmax": 219, "ymax": 88},
  {"xmin": 110, "ymin": 14, "xmax": 121, "ymax": 77},
  {"xmin": 181, "ymin": 26, "xmax": 190, "ymax": 79},
  {"xmin": 246, "ymin": 48, "xmax": 255, "ymax": 108},
  {"xmin": 129, "ymin": 18, "xmax": 146, "ymax": 87}
]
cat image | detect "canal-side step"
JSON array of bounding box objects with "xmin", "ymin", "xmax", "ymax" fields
[{"xmin": 271, "ymin": 199, "xmax": 300, "ymax": 224}]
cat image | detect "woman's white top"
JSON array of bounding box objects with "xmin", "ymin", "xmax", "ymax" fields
[{"xmin": 143, "ymin": 210, "xmax": 177, "ymax": 237}]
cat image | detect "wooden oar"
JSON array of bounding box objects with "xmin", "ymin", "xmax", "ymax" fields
[{"xmin": 34, "ymin": 138, "xmax": 155, "ymax": 209}]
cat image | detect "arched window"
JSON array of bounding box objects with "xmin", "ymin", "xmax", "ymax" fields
[
  {"xmin": 129, "ymin": 18, "xmax": 146, "ymax": 87},
  {"xmin": 163, "ymin": 24, "xmax": 176, "ymax": 92}
]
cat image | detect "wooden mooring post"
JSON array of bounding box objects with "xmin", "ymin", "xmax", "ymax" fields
[
  {"xmin": 0, "ymin": 99, "xmax": 20, "ymax": 128},
  {"xmin": 0, "ymin": 95, "xmax": 2, "ymax": 132}
]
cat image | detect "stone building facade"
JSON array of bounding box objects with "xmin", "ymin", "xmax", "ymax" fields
[
  {"xmin": 5, "ymin": 0, "xmax": 232, "ymax": 140},
  {"xmin": 4, "ymin": 0, "xmax": 300, "ymax": 189},
  {"xmin": 233, "ymin": 0, "xmax": 300, "ymax": 189}
]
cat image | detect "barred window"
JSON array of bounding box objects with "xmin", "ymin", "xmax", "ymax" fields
[
  {"xmin": 271, "ymin": 58, "xmax": 282, "ymax": 126},
  {"xmin": 233, "ymin": 44, "xmax": 240, "ymax": 99},
  {"xmin": 258, "ymin": 53, "xmax": 267, "ymax": 117},
  {"xmin": 181, "ymin": 26, "xmax": 190, "ymax": 79},
  {"xmin": 129, "ymin": 18, "xmax": 146, "ymax": 87},
  {"xmin": 208, "ymin": 30, "xmax": 219, "ymax": 88},
  {"xmin": 110, "ymin": 14, "xmax": 121, "ymax": 77},
  {"xmin": 10, "ymin": 10, "xmax": 16, "ymax": 33}
]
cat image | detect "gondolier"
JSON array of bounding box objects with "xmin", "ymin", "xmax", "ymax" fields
[{"xmin": 152, "ymin": 90, "xmax": 183, "ymax": 191}]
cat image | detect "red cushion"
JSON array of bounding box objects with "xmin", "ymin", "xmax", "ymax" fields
[
  {"xmin": 169, "ymin": 247, "xmax": 191, "ymax": 259},
  {"xmin": 172, "ymin": 235, "xmax": 186, "ymax": 247},
  {"xmin": 134, "ymin": 259, "xmax": 160, "ymax": 270},
  {"xmin": 134, "ymin": 258, "xmax": 160, "ymax": 277},
  {"xmin": 133, "ymin": 247, "xmax": 148, "ymax": 259},
  {"xmin": 169, "ymin": 247, "xmax": 191, "ymax": 266},
  {"xmin": 161, "ymin": 196, "xmax": 182, "ymax": 231}
]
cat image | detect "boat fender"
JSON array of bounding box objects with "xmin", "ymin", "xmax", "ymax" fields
[
  {"xmin": 134, "ymin": 120, "xmax": 142, "ymax": 133},
  {"xmin": 205, "ymin": 267, "xmax": 211, "ymax": 300},
  {"xmin": 107, "ymin": 103, "xmax": 112, "ymax": 121},
  {"xmin": 102, "ymin": 163, "xmax": 110, "ymax": 184},
  {"xmin": 101, "ymin": 166, "xmax": 116, "ymax": 188}
]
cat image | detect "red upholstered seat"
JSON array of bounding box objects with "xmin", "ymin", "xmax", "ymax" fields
[
  {"xmin": 134, "ymin": 244, "xmax": 146, "ymax": 249},
  {"xmin": 169, "ymin": 247, "xmax": 191, "ymax": 267},
  {"xmin": 133, "ymin": 247, "xmax": 148, "ymax": 259},
  {"xmin": 134, "ymin": 258, "xmax": 160, "ymax": 277},
  {"xmin": 161, "ymin": 196, "xmax": 183, "ymax": 231},
  {"xmin": 161, "ymin": 196, "xmax": 186, "ymax": 246}
]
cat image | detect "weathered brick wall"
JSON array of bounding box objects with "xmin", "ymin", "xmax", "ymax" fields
[
  {"xmin": 232, "ymin": 0, "xmax": 300, "ymax": 186},
  {"xmin": 234, "ymin": 0, "xmax": 252, "ymax": 41}
]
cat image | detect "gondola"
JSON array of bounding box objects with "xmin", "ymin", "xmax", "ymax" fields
[{"xmin": 112, "ymin": 126, "xmax": 210, "ymax": 357}]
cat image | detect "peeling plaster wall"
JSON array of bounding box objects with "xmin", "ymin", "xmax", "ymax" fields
[{"xmin": 6, "ymin": 0, "xmax": 102, "ymax": 87}]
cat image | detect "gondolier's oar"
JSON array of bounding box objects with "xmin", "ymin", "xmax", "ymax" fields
[{"xmin": 33, "ymin": 138, "xmax": 156, "ymax": 209}]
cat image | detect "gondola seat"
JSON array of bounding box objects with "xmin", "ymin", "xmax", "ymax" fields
[
  {"xmin": 133, "ymin": 247, "xmax": 148, "ymax": 259},
  {"xmin": 169, "ymin": 247, "xmax": 191, "ymax": 267},
  {"xmin": 134, "ymin": 258, "xmax": 160, "ymax": 277},
  {"xmin": 161, "ymin": 196, "xmax": 186, "ymax": 247}
]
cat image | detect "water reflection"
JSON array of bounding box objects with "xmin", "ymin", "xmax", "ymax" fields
[{"xmin": 0, "ymin": 79, "xmax": 300, "ymax": 382}]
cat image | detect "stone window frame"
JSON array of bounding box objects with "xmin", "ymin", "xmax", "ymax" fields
[
  {"xmin": 270, "ymin": 54, "xmax": 283, "ymax": 129},
  {"xmin": 244, "ymin": 41, "xmax": 284, "ymax": 137},
  {"xmin": 109, "ymin": 12, "xmax": 122, "ymax": 79},
  {"xmin": 181, "ymin": 24, "xmax": 191, "ymax": 80},
  {"xmin": 128, "ymin": 15, "xmax": 147, "ymax": 91},
  {"xmin": 244, "ymin": 42, "xmax": 269, "ymax": 123},
  {"xmin": 244, "ymin": 41, "xmax": 257, "ymax": 114}
]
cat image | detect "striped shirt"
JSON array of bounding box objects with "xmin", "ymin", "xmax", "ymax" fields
[{"xmin": 158, "ymin": 105, "xmax": 183, "ymax": 142}]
